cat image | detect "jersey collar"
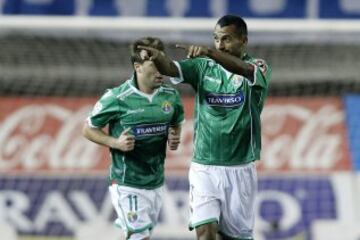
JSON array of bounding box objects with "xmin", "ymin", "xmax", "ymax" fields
[{"xmin": 128, "ymin": 73, "xmax": 160, "ymax": 103}]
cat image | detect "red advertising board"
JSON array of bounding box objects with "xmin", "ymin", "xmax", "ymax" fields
[
  {"xmin": 0, "ymin": 97, "xmax": 351, "ymax": 174},
  {"xmin": 258, "ymin": 97, "xmax": 351, "ymax": 173}
]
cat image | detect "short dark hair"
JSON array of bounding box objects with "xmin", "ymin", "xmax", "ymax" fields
[
  {"xmin": 130, "ymin": 37, "xmax": 165, "ymax": 64},
  {"xmin": 216, "ymin": 15, "xmax": 248, "ymax": 37}
]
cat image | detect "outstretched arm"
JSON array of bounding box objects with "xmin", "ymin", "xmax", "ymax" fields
[
  {"xmin": 137, "ymin": 45, "xmax": 180, "ymax": 77},
  {"xmin": 177, "ymin": 44, "xmax": 254, "ymax": 81}
]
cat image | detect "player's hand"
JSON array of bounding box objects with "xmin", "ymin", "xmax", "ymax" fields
[
  {"xmin": 112, "ymin": 127, "xmax": 135, "ymax": 152},
  {"xmin": 176, "ymin": 44, "xmax": 210, "ymax": 58},
  {"xmin": 137, "ymin": 45, "xmax": 164, "ymax": 61},
  {"xmin": 168, "ymin": 127, "xmax": 181, "ymax": 150}
]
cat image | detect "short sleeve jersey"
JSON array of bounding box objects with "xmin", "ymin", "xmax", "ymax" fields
[
  {"xmin": 172, "ymin": 54, "xmax": 271, "ymax": 165},
  {"xmin": 87, "ymin": 78, "xmax": 184, "ymax": 189}
]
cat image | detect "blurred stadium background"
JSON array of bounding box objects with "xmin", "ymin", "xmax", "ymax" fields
[{"xmin": 1, "ymin": 0, "xmax": 360, "ymax": 240}]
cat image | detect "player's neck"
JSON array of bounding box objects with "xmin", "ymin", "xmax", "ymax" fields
[{"xmin": 137, "ymin": 76, "xmax": 155, "ymax": 94}]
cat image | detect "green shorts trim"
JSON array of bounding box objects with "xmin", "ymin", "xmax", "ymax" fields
[
  {"xmin": 189, "ymin": 217, "xmax": 218, "ymax": 230},
  {"xmin": 114, "ymin": 221, "xmax": 153, "ymax": 233},
  {"xmin": 128, "ymin": 223, "xmax": 153, "ymax": 234}
]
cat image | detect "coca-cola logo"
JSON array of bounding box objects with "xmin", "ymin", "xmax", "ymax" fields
[
  {"xmin": 0, "ymin": 98, "xmax": 196, "ymax": 174},
  {"xmin": 0, "ymin": 97, "xmax": 351, "ymax": 174},
  {"xmin": 0, "ymin": 104, "xmax": 103, "ymax": 172},
  {"xmin": 260, "ymin": 99, "xmax": 351, "ymax": 172}
]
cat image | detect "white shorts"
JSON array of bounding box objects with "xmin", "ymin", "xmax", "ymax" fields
[
  {"xmin": 109, "ymin": 184, "xmax": 164, "ymax": 240},
  {"xmin": 189, "ymin": 162, "xmax": 257, "ymax": 239}
]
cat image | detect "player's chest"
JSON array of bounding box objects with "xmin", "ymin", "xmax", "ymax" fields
[
  {"xmin": 119, "ymin": 95, "xmax": 175, "ymax": 124},
  {"xmin": 200, "ymin": 70, "xmax": 248, "ymax": 109},
  {"xmin": 202, "ymin": 68, "xmax": 246, "ymax": 93}
]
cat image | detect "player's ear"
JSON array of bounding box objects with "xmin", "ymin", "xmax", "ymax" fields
[
  {"xmin": 241, "ymin": 35, "xmax": 248, "ymax": 45},
  {"xmin": 134, "ymin": 62, "xmax": 142, "ymax": 73}
]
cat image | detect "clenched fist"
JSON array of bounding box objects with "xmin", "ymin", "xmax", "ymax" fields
[
  {"xmin": 111, "ymin": 127, "xmax": 135, "ymax": 152},
  {"xmin": 168, "ymin": 127, "xmax": 181, "ymax": 151}
]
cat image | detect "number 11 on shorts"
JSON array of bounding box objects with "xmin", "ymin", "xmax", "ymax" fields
[{"xmin": 128, "ymin": 194, "xmax": 138, "ymax": 211}]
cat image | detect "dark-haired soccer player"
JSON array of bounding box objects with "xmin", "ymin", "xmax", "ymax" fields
[
  {"xmin": 139, "ymin": 15, "xmax": 272, "ymax": 240},
  {"xmin": 83, "ymin": 37, "xmax": 184, "ymax": 240}
]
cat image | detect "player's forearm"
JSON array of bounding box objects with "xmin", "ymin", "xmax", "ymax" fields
[
  {"xmin": 82, "ymin": 124, "xmax": 116, "ymax": 148},
  {"xmin": 153, "ymin": 54, "xmax": 179, "ymax": 77},
  {"xmin": 207, "ymin": 49, "xmax": 254, "ymax": 80}
]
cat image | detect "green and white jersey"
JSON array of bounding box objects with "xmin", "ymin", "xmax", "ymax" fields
[
  {"xmin": 171, "ymin": 54, "xmax": 271, "ymax": 166},
  {"xmin": 87, "ymin": 77, "xmax": 184, "ymax": 189}
]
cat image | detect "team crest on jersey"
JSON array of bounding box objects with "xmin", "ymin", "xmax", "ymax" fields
[
  {"xmin": 133, "ymin": 123, "xmax": 168, "ymax": 138},
  {"xmin": 205, "ymin": 91, "xmax": 244, "ymax": 108},
  {"xmin": 161, "ymin": 101, "xmax": 173, "ymax": 114},
  {"xmin": 127, "ymin": 211, "xmax": 138, "ymax": 223}
]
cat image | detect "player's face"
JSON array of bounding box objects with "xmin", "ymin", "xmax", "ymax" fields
[
  {"xmin": 213, "ymin": 24, "xmax": 247, "ymax": 58},
  {"xmin": 139, "ymin": 60, "xmax": 164, "ymax": 89}
]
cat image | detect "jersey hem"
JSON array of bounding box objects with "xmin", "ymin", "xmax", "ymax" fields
[
  {"xmin": 192, "ymin": 156, "xmax": 260, "ymax": 166},
  {"xmin": 109, "ymin": 180, "xmax": 164, "ymax": 190}
]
